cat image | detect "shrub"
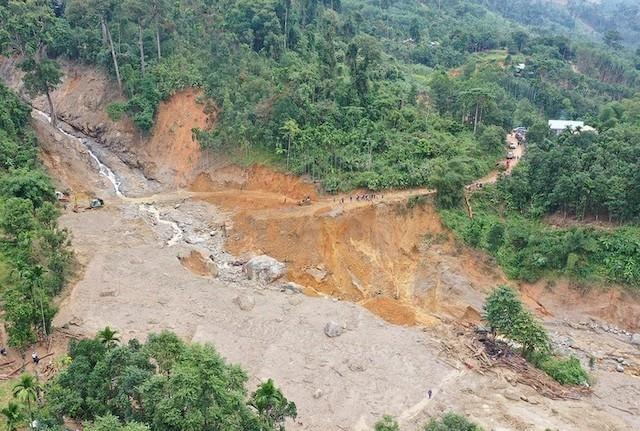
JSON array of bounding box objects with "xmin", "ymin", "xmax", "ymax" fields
[
  {"xmin": 375, "ymin": 415, "xmax": 400, "ymax": 431},
  {"xmin": 105, "ymin": 103, "xmax": 127, "ymax": 122},
  {"xmin": 424, "ymin": 412, "xmax": 483, "ymax": 431},
  {"xmin": 407, "ymin": 195, "xmax": 427, "ymax": 209},
  {"xmin": 532, "ymin": 355, "xmax": 590, "ymax": 386}
]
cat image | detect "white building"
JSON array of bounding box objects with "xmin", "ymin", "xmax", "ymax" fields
[{"xmin": 548, "ymin": 120, "xmax": 596, "ymax": 135}]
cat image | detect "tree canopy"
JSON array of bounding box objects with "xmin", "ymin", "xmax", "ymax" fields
[{"xmin": 40, "ymin": 330, "xmax": 296, "ymax": 431}]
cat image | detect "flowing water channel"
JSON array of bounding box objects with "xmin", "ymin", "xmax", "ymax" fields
[{"xmin": 33, "ymin": 108, "xmax": 183, "ymax": 246}]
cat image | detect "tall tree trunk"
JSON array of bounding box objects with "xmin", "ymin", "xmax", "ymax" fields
[
  {"xmin": 473, "ymin": 101, "xmax": 480, "ymax": 134},
  {"xmin": 283, "ymin": 6, "xmax": 288, "ymax": 51},
  {"xmin": 39, "ymin": 292, "xmax": 48, "ymax": 341},
  {"xmin": 103, "ymin": 18, "xmax": 122, "ymax": 92},
  {"xmin": 100, "ymin": 18, "xmax": 108, "ymax": 46},
  {"xmin": 139, "ymin": 22, "xmax": 146, "ymax": 75},
  {"xmin": 46, "ymin": 90, "xmax": 57, "ymax": 128},
  {"xmin": 156, "ymin": 20, "xmax": 162, "ymax": 59}
]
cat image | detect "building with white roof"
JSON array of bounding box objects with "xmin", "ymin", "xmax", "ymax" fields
[{"xmin": 548, "ymin": 120, "xmax": 596, "ymax": 135}]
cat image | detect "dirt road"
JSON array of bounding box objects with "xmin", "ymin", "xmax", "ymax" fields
[{"xmin": 474, "ymin": 133, "xmax": 524, "ymax": 186}]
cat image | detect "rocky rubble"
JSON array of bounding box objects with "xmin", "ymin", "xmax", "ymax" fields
[{"xmin": 243, "ymin": 255, "xmax": 287, "ymax": 283}]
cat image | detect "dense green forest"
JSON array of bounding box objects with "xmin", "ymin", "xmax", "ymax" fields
[
  {"xmin": 0, "ymin": 83, "xmax": 72, "ymax": 350},
  {"xmin": 3, "ymin": 0, "xmax": 639, "ymax": 192},
  {"xmin": 439, "ymin": 75, "xmax": 640, "ymax": 290},
  {"xmin": 441, "ymin": 90, "xmax": 640, "ymax": 289},
  {"xmin": 3, "ymin": 0, "xmax": 640, "ymax": 286}
]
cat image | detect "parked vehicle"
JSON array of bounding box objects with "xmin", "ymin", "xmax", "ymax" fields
[
  {"xmin": 509, "ymin": 143, "xmax": 517, "ymax": 149},
  {"xmin": 507, "ymin": 151, "xmax": 515, "ymax": 159}
]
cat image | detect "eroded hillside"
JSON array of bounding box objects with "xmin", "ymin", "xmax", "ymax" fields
[{"xmin": 2, "ymin": 60, "xmax": 640, "ymax": 430}]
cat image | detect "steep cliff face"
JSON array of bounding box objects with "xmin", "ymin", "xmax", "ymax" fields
[{"xmin": 0, "ymin": 57, "xmax": 213, "ymax": 190}]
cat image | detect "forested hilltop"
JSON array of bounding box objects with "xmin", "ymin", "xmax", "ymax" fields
[{"xmin": 2, "ymin": 0, "xmax": 639, "ymax": 192}]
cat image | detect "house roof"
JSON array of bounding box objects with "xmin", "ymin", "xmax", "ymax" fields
[{"xmin": 548, "ymin": 120, "xmax": 585, "ymax": 130}]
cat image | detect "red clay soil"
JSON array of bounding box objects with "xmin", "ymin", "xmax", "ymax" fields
[
  {"xmin": 178, "ymin": 250, "xmax": 213, "ymax": 278},
  {"xmin": 145, "ymin": 88, "xmax": 213, "ymax": 187},
  {"xmin": 186, "ymin": 161, "xmax": 640, "ymax": 330},
  {"xmin": 190, "ymin": 165, "xmax": 318, "ymax": 202}
]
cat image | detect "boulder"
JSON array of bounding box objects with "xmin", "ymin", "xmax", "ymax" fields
[
  {"xmin": 616, "ymin": 364, "xmax": 624, "ymax": 373},
  {"xmin": 324, "ymin": 321, "xmax": 344, "ymax": 338},
  {"xmin": 630, "ymin": 333, "xmax": 640, "ymax": 346},
  {"xmin": 234, "ymin": 294, "xmax": 255, "ymax": 311},
  {"xmin": 288, "ymin": 296, "xmax": 303, "ymax": 306},
  {"xmin": 243, "ymin": 255, "xmax": 286, "ymax": 283}
]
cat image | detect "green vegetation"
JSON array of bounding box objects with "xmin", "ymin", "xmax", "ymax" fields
[
  {"xmin": 5, "ymin": 0, "xmax": 638, "ymax": 193},
  {"xmin": 374, "ymin": 412, "xmax": 483, "ymax": 431},
  {"xmin": 441, "ymin": 111, "xmax": 640, "ymax": 289},
  {"xmin": 498, "ymin": 105, "xmax": 640, "ymax": 222},
  {"xmin": 484, "ymin": 286, "xmax": 589, "ymax": 386},
  {"xmin": 374, "ymin": 415, "xmax": 400, "ymax": 431},
  {"xmin": 0, "ymin": 329, "xmax": 296, "ymax": 431},
  {"xmin": 0, "ymin": 83, "xmax": 72, "ymax": 350},
  {"xmin": 441, "ymin": 199, "xmax": 640, "ymax": 289},
  {"xmin": 424, "ymin": 412, "xmax": 483, "ymax": 431}
]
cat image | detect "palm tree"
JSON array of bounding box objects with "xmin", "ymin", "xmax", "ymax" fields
[
  {"xmin": 1, "ymin": 401, "xmax": 25, "ymax": 431},
  {"xmin": 97, "ymin": 326, "xmax": 120, "ymax": 349},
  {"xmin": 12, "ymin": 374, "xmax": 40, "ymax": 424}
]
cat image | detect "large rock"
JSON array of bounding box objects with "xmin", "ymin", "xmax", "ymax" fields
[
  {"xmin": 234, "ymin": 294, "xmax": 255, "ymax": 311},
  {"xmin": 324, "ymin": 321, "xmax": 345, "ymax": 338},
  {"xmin": 630, "ymin": 333, "xmax": 640, "ymax": 346},
  {"xmin": 243, "ymin": 255, "xmax": 286, "ymax": 283}
]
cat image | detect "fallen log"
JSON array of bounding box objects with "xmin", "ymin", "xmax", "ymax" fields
[{"xmin": 0, "ymin": 360, "xmax": 15, "ymax": 368}]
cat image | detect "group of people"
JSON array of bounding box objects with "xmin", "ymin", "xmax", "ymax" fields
[
  {"xmin": 333, "ymin": 193, "xmax": 384, "ymax": 204},
  {"xmin": 0, "ymin": 346, "xmax": 42, "ymax": 365}
]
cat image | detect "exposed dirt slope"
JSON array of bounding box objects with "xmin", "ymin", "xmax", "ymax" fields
[
  {"xmin": 145, "ymin": 88, "xmax": 212, "ymax": 187},
  {"xmin": 0, "ymin": 58, "xmax": 214, "ymax": 191},
  {"xmin": 226, "ymin": 198, "xmax": 499, "ymax": 326},
  {"xmin": 191, "ymin": 165, "xmax": 319, "ymax": 201}
]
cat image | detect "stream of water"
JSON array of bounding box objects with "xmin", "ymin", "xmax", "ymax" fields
[{"xmin": 33, "ymin": 108, "xmax": 183, "ymax": 246}]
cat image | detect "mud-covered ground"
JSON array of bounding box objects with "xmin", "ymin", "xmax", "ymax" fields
[{"xmin": 2, "ymin": 57, "xmax": 640, "ymax": 430}]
